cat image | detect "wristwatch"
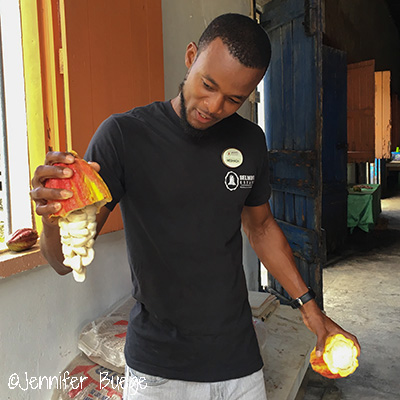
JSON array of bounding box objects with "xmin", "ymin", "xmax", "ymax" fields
[{"xmin": 290, "ymin": 287, "xmax": 316, "ymax": 309}]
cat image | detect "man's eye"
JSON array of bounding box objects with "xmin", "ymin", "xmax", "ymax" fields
[
  {"xmin": 228, "ymin": 98, "xmax": 240, "ymax": 104},
  {"xmin": 203, "ymin": 81, "xmax": 212, "ymax": 89}
]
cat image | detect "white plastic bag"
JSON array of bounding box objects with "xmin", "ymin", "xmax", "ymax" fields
[{"xmin": 78, "ymin": 297, "xmax": 136, "ymax": 373}]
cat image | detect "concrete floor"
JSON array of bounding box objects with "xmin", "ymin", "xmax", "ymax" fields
[{"xmin": 301, "ymin": 188, "xmax": 400, "ymax": 400}]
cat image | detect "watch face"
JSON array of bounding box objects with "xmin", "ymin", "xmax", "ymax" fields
[{"xmin": 290, "ymin": 298, "xmax": 301, "ymax": 309}]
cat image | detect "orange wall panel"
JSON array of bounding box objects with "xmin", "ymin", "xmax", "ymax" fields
[
  {"xmin": 374, "ymin": 71, "xmax": 391, "ymax": 159},
  {"xmin": 347, "ymin": 60, "xmax": 375, "ymax": 163},
  {"xmin": 37, "ymin": 0, "xmax": 67, "ymax": 152},
  {"xmin": 392, "ymin": 94, "xmax": 400, "ymax": 151},
  {"xmin": 61, "ymin": 0, "xmax": 164, "ymax": 155},
  {"xmin": 59, "ymin": 0, "xmax": 165, "ymax": 233}
]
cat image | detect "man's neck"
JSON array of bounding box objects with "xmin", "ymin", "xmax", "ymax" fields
[{"xmin": 170, "ymin": 96, "xmax": 181, "ymax": 118}]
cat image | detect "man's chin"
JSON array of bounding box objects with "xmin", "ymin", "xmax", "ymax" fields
[
  {"xmin": 187, "ymin": 114, "xmax": 221, "ymax": 131},
  {"xmin": 178, "ymin": 87, "xmax": 217, "ymax": 139},
  {"xmin": 188, "ymin": 121, "xmax": 213, "ymax": 131}
]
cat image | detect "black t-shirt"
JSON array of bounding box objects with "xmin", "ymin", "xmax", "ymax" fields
[{"xmin": 85, "ymin": 101, "xmax": 271, "ymax": 382}]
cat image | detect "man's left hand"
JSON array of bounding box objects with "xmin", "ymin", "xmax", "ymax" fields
[{"xmin": 300, "ymin": 300, "xmax": 361, "ymax": 357}]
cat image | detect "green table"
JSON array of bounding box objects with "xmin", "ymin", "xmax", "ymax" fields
[{"xmin": 347, "ymin": 184, "xmax": 382, "ymax": 232}]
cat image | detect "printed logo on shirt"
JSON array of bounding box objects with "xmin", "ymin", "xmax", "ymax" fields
[
  {"xmin": 221, "ymin": 148, "xmax": 243, "ymax": 168},
  {"xmin": 239, "ymin": 174, "xmax": 255, "ymax": 189},
  {"xmin": 225, "ymin": 171, "xmax": 239, "ymax": 191},
  {"xmin": 224, "ymin": 172, "xmax": 255, "ymax": 191}
]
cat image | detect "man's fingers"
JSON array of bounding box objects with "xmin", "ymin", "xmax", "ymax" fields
[
  {"xmin": 354, "ymin": 336, "xmax": 361, "ymax": 356},
  {"xmin": 45, "ymin": 151, "xmax": 75, "ymax": 165},
  {"xmin": 87, "ymin": 161, "xmax": 100, "ymax": 172},
  {"xmin": 31, "ymin": 164, "xmax": 73, "ymax": 188},
  {"xmin": 315, "ymin": 334, "xmax": 327, "ymax": 357},
  {"xmin": 29, "ymin": 151, "xmax": 77, "ymax": 220},
  {"xmin": 315, "ymin": 324, "xmax": 361, "ymax": 358},
  {"xmin": 30, "ymin": 186, "xmax": 73, "ymax": 202},
  {"xmin": 341, "ymin": 332, "xmax": 361, "ymax": 356},
  {"xmin": 35, "ymin": 201, "xmax": 62, "ymax": 216}
]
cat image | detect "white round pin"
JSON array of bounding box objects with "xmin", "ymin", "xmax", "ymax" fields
[{"xmin": 221, "ymin": 148, "xmax": 243, "ymax": 168}]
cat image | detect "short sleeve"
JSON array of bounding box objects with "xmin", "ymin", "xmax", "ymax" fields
[
  {"xmin": 244, "ymin": 134, "xmax": 271, "ymax": 207},
  {"xmin": 84, "ymin": 116, "xmax": 125, "ymax": 211}
]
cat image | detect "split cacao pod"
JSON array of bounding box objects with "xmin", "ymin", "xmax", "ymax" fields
[
  {"xmin": 6, "ymin": 228, "xmax": 39, "ymax": 252},
  {"xmin": 44, "ymin": 151, "xmax": 112, "ymax": 218},
  {"xmin": 310, "ymin": 334, "xmax": 359, "ymax": 379}
]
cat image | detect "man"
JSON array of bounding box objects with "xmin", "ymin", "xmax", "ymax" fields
[{"xmin": 31, "ymin": 13, "xmax": 360, "ymax": 400}]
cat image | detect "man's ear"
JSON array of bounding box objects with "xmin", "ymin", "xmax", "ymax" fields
[{"xmin": 185, "ymin": 42, "xmax": 198, "ymax": 69}]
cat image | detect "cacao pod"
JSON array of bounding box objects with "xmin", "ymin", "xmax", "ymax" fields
[
  {"xmin": 45, "ymin": 151, "xmax": 112, "ymax": 218},
  {"xmin": 6, "ymin": 228, "xmax": 39, "ymax": 252},
  {"xmin": 44, "ymin": 151, "xmax": 112, "ymax": 282},
  {"xmin": 310, "ymin": 334, "xmax": 359, "ymax": 379}
]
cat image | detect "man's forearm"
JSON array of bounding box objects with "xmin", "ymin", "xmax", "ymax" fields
[
  {"xmin": 245, "ymin": 217, "xmax": 309, "ymax": 299},
  {"xmin": 242, "ymin": 204, "xmax": 361, "ymax": 356},
  {"xmin": 40, "ymin": 218, "xmax": 71, "ymax": 275}
]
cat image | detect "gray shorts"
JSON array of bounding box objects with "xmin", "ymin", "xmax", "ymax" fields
[{"xmin": 122, "ymin": 365, "xmax": 267, "ymax": 400}]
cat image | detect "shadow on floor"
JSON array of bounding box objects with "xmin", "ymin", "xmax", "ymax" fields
[{"xmin": 326, "ymin": 227, "xmax": 400, "ymax": 267}]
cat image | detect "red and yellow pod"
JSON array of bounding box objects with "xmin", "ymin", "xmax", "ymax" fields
[
  {"xmin": 45, "ymin": 151, "xmax": 111, "ymax": 218},
  {"xmin": 310, "ymin": 334, "xmax": 359, "ymax": 379},
  {"xmin": 44, "ymin": 151, "xmax": 112, "ymax": 282}
]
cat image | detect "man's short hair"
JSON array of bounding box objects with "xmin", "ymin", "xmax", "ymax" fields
[{"xmin": 198, "ymin": 13, "xmax": 271, "ymax": 70}]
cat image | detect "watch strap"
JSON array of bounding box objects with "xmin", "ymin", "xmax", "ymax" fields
[{"xmin": 290, "ymin": 287, "xmax": 315, "ymax": 309}]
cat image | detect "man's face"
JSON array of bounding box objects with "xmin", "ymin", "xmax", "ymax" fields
[{"xmin": 179, "ymin": 38, "xmax": 265, "ymax": 132}]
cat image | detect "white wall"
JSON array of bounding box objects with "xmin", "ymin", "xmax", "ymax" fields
[{"xmin": 0, "ymin": 231, "xmax": 132, "ymax": 400}]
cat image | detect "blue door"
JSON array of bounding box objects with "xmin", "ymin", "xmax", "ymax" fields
[
  {"xmin": 322, "ymin": 46, "xmax": 348, "ymax": 254},
  {"xmin": 261, "ymin": 0, "xmax": 324, "ymax": 307}
]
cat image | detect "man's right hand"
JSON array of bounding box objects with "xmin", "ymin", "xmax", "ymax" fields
[
  {"xmin": 30, "ymin": 151, "xmax": 106, "ymax": 275},
  {"xmin": 30, "ymin": 152, "xmax": 77, "ymax": 274},
  {"xmin": 30, "ymin": 151, "xmax": 75, "ymax": 225}
]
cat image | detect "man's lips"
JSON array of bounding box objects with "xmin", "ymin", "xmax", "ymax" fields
[{"xmin": 195, "ymin": 109, "xmax": 213, "ymax": 123}]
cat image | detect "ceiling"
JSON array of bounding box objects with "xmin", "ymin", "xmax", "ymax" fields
[
  {"xmin": 256, "ymin": 0, "xmax": 400, "ymax": 36},
  {"xmin": 385, "ymin": 0, "xmax": 400, "ymax": 35}
]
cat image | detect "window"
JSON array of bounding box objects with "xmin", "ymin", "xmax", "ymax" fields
[
  {"xmin": 1, "ymin": 0, "xmax": 165, "ymax": 259},
  {"xmin": 0, "ymin": 0, "xmax": 33, "ymax": 250},
  {"xmin": 0, "ymin": 41, "xmax": 9, "ymax": 246}
]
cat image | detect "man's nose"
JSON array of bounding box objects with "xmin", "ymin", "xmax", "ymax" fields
[{"xmin": 206, "ymin": 94, "xmax": 224, "ymax": 115}]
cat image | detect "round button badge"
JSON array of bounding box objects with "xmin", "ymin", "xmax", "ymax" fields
[{"xmin": 221, "ymin": 148, "xmax": 243, "ymax": 168}]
